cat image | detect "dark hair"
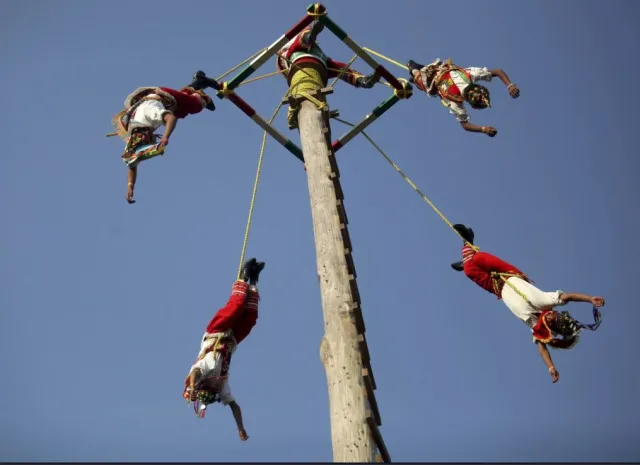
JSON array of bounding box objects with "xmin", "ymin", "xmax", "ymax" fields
[
  {"xmin": 465, "ymin": 84, "xmax": 491, "ymax": 109},
  {"xmin": 547, "ymin": 311, "xmax": 581, "ymax": 350},
  {"xmin": 548, "ymin": 336, "xmax": 578, "ymax": 350}
]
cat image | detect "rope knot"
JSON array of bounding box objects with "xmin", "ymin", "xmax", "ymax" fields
[
  {"xmin": 219, "ymin": 82, "xmax": 233, "ymax": 99},
  {"xmin": 393, "ymin": 78, "xmax": 413, "ymax": 100}
]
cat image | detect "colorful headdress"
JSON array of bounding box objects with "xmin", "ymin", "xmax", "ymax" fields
[
  {"xmin": 532, "ymin": 307, "xmax": 602, "ymax": 349},
  {"xmin": 465, "ymin": 84, "xmax": 491, "ymax": 109}
]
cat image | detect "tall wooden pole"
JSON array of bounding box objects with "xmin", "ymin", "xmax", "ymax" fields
[{"xmin": 298, "ymin": 96, "xmax": 376, "ymax": 462}]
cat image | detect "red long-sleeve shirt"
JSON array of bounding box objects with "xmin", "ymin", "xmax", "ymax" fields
[
  {"xmin": 158, "ymin": 87, "xmax": 205, "ymax": 119},
  {"xmin": 462, "ymin": 246, "xmax": 527, "ymax": 299},
  {"xmin": 206, "ymin": 281, "xmax": 259, "ymax": 344}
]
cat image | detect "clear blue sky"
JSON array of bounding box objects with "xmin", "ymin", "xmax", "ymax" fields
[{"xmin": 1, "ymin": 0, "xmax": 639, "ymax": 461}]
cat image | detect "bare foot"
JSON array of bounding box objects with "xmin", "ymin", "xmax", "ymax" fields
[{"xmin": 239, "ymin": 429, "xmax": 249, "ymax": 441}]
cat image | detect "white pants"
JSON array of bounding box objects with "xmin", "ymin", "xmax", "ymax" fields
[{"xmin": 500, "ymin": 277, "xmax": 567, "ymax": 328}]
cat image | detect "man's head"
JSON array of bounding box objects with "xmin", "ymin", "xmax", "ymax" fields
[
  {"xmin": 196, "ymin": 389, "xmax": 219, "ymax": 405},
  {"xmin": 546, "ymin": 310, "xmax": 581, "ymax": 338},
  {"xmin": 533, "ymin": 310, "xmax": 581, "ymax": 349},
  {"xmin": 465, "ymin": 84, "xmax": 491, "ymax": 109}
]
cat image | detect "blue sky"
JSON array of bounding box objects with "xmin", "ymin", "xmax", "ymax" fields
[{"xmin": 1, "ymin": 0, "xmax": 639, "ymax": 461}]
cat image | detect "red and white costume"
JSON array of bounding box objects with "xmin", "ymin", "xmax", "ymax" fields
[
  {"xmin": 183, "ymin": 281, "xmax": 259, "ymax": 405},
  {"xmin": 276, "ymin": 26, "xmax": 364, "ymax": 86},
  {"xmin": 413, "ymin": 60, "xmax": 493, "ymax": 122},
  {"xmin": 461, "ymin": 245, "xmax": 568, "ymax": 337},
  {"xmin": 111, "ymin": 86, "xmax": 212, "ymax": 140}
]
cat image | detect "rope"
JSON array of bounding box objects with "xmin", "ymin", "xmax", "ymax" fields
[
  {"xmin": 286, "ymin": 67, "xmax": 327, "ymax": 129},
  {"xmin": 362, "ymin": 47, "xmax": 408, "ymax": 71},
  {"xmin": 216, "ymin": 48, "xmax": 268, "ymax": 81},
  {"xmin": 328, "ymin": 54, "xmax": 359, "ymax": 90},
  {"xmin": 237, "ymin": 69, "xmax": 288, "ymax": 87},
  {"xmin": 332, "ymin": 117, "xmax": 538, "ymax": 305},
  {"xmin": 332, "ymin": 117, "xmax": 475, "ymax": 247},
  {"xmin": 236, "ymin": 91, "xmax": 289, "ymax": 280}
]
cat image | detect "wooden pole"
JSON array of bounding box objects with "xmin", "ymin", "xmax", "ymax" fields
[{"xmin": 298, "ymin": 96, "xmax": 377, "ymax": 462}]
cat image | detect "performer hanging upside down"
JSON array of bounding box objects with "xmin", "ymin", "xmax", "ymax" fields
[
  {"xmin": 450, "ymin": 225, "xmax": 604, "ymax": 383},
  {"xmin": 406, "ymin": 58, "xmax": 520, "ymax": 137},
  {"xmin": 183, "ymin": 258, "xmax": 265, "ymax": 441},
  {"xmin": 108, "ymin": 80, "xmax": 215, "ymax": 204},
  {"xmin": 276, "ymin": 19, "xmax": 381, "ymax": 128}
]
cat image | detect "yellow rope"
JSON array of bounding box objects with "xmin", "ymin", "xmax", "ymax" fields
[
  {"xmin": 237, "ymin": 69, "xmax": 288, "ymax": 87},
  {"xmin": 216, "ymin": 47, "xmax": 268, "ymax": 82},
  {"xmin": 328, "ymin": 54, "xmax": 359, "ymax": 90},
  {"xmin": 362, "ymin": 47, "xmax": 408, "ymax": 71},
  {"xmin": 333, "ymin": 117, "xmax": 476, "ymax": 248},
  {"xmin": 333, "ymin": 117, "xmax": 536, "ymax": 304},
  {"xmin": 286, "ymin": 67, "xmax": 327, "ymax": 129},
  {"xmin": 236, "ymin": 90, "xmax": 289, "ymax": 281}
]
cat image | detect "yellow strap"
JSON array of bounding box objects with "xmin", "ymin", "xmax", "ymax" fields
[
  {"xmin": 492, "ymin": 272, "xmax": 533, "ymax": 305},
  {"xmin": 236, "ymin": 91, "xmax": 289, "ymax": 281}
]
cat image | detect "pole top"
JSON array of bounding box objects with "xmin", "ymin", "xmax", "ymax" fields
[{"xmin": 306, "ymin": 3, "xmax": 327, "ymax": 16}]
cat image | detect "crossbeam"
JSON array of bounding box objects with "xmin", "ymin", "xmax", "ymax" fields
[
  {"xmin": 221, "ymin": 14, "xmax": 314, "ymax": 94},
  {"xmin": 206, "ymin": 3, "xmax": 411, "ymax": 165},
  {"xmin": 315, "ymin": 11, "xmax": 404, "ymax": 91},
  {"xmin": 331, "ymin": 92, "xmax": 402, "ymax": 153}
]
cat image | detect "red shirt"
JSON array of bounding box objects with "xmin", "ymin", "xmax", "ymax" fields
[{"xmin": 462, "ymin": 246, "xmax": 526, "ymax": 299}]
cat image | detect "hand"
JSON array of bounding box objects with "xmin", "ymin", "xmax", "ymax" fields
[
  {"xmin": 482, "ymin": 126, "xmax": 498, "ymax": 137},
  {"xmin": 158, "ymin": 137, "xmax": 169, "ymax": 150},
  {"xmin": 189, "ymin": 387, "xmax": 198, "ymax": 401},
  {"xmin": 591, "ymin": 296, "xmax": 605, "ymax": 307},
  {"xmin": 126, "ymin": 184, "xmax": 135, "ymax": 204},
  {"xmin": 549, "ymin": 366, "xmax": 559, "ymax": 383},
  {"xmin": 239, "ymin": 428, "xmax": 249, "ymax": 441},
  {"xmin": 508, "ymin": 84, "xmax": 520, "ymax": 98}
]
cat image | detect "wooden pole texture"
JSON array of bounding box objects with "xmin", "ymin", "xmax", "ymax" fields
[{"xmin": 298, "ymin": 96, "xmax": 377, "ymax": 463}]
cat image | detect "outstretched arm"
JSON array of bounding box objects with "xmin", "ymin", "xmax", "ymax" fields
[
  {"xmin": 536, "ymin": 341, "xmax": 559, "ymax": 383},
  {"xmin": 488, "ymin": 68, "xmax": 520, "ymax": 98},
  {"xmin": 460, "ymin": 121, "xmax": 497, "ymax": 137},
  {"xmin": 560, "ymin": 293, "xmax": 605, "ymax": 307},
  {"xmin": 126, "ymin": 166, "xmax": 138, "ymax": 204},
  {"xmin": 229, "ymin": 401, "xmax": 248, "ymax": 441}
]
